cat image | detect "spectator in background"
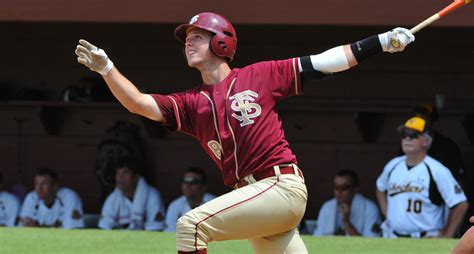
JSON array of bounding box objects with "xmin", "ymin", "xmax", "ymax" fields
[
  {"xmin": 98, "ymin": 156, "xmax": 165, "ymax": 230},
  {"xmin": 0, "ymin": 172, "xmax": 21, "ymax": 227},
  {"xmin": 165, "ymin": 167, "xmax": 215, "ymax": 232},
  {"xmin": 409, "ymin": 104, "xmax": 465, "ymax": 184},
  {"xmin": 313, "ymin": 169, "xmax": 381, "ymax": 237},
  {"xmin": 376, "ymin": 116, "xmax": 468, "ymax": 238},
  {"xmin": 19, "ymin": 168, "xmax": 85, "ymax": 228}
]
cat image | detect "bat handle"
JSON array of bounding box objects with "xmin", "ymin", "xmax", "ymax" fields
[{"xmin": 390, "ymin": 13, "xmax": 440, "ymax": 48}]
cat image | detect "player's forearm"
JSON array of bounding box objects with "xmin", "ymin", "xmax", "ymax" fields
[
  {"xmin": 375, "ymin": 190, "xmax": 387, "ymax": 218},
  {"xmin": 304, "ymin": 29, "xmax": 414, "ymax": 75},
  {"xmin": 103, "ymin": 67, "xmax": 143, "ymax": 110},
  {"xmin": 443, "ymin": 202, "xmax": 469, "ymax": 237}
]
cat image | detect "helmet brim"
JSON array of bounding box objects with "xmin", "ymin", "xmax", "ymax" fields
[{"xmin": 174, "ymin": 24, "xmax": 193, "ymax": 43}]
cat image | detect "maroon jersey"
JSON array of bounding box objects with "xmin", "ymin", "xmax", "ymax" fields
[{"xmin": 151, "ymin": 58, "xmax": 303, "ymax": 186}]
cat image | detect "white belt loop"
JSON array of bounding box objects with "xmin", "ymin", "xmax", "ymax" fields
[
  {"xmin": 273, "ymin": 165, "xmax": 282, "ymax": 176},
  {"xmin": 245, "ymin": 174, "xmax": 257, "ymax": 184},
  {"xmin": 291, "ymin": 164, "xmax": 298, "ymax": 175}
]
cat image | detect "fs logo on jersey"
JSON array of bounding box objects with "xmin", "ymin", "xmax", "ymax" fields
[
  {"xmin": 189, "ymin": 15, "xmax": 199, "ymax": 24},
  {"xmin": 229, "ymin": 90, "xmax": 261, "ymax": 127}
]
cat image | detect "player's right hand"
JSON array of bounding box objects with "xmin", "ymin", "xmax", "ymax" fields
[
  {"xmin": 378, "ymin": 28, "xmax": 415, "ymax": 53},
  {"xmin": 75, "ymin": 39, "xmax": 114, "ymax": 75}
]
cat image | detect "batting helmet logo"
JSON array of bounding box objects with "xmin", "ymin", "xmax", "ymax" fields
[
  {"xmin": 189, "ymin": 15, "xmax": 199, "ymax": 25},
  {"xmin": 175, "ymin": 12, "xmax": 238, "ymax": 61}
]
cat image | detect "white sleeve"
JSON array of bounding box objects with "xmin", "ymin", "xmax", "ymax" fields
[
  {"xmin": 433, "ymin": 166, "xmax": 467, "ymax": 208},
  {"xmin": 98, "ymin": 194, "xmax": 117, "ymax": 230},
  {"xmin": 313, "ymin": 202, "xmax": 331, "ymax": 236},
  {"xmin": 298, "ymin": 46, "xmax": 350, "ymax": 74},
  {"xmin": 361, "ymin": 201, "xmax": 382, "ymax": 237},
  {"xmin": 60, "ymin": 191, "xmax": 85, "ymax": 229},
  {"xmin": 164, "ymin": 199, "xmax": 181, "ymax": 232},
  {"xmin": 5, "ymin": 194, "xmax": 20, "ymax": 227},
  {"xmin": 144, "ymin": 189, "xmax": 165, "ymax": 231},
  {"xmin": 376, "ymin": 158, "xmax": 402, "ymax": 192},
  {"xmin": 19, "ymin": 192, "xmax": 37, "ymax": 221}
]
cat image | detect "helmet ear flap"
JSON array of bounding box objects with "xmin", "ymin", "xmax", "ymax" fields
[{"xmin": 210, "ymin": 33, "xmax": 236, "ymax": 61}]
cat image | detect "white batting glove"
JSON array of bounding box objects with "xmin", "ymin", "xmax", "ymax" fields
[
  {"xmin": 75, "ymin": 39, "xmax": 114, "ymax": 75},
  {"xmin": 378, "ymin": 28, "xmax": 415, "ymax": 53}
]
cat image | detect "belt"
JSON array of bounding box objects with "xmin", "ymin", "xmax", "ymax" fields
[
  {"xmin": 234, "ymin": 164, "xmax": 304, "ymax": 189},
  {"xmin": 393, "ymin": 231, "xmax": 427, "ymax": 238}
]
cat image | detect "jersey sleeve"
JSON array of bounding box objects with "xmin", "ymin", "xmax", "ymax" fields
[
  {"xmin": 257, "ymin": 58, "xmax": 303, "ymax": 102},
  {"xmin": 432, "ymin": 165, "xmax": 467, "ymax": 208},
  {"xmin": 5, "ymin": 194, "xmax": 20, "ymax": 227},
  {"xmin": 150, "ymin": 92, "xmax": 196, "ymax": 136},
  {"xmin": 60, "ymin": 190, "xmax": 85, "ymax": 229},
  {"xmin": 19, "ymin": 192, "xmax": 37, "ymax": 221},
  {"xmin": 98, "ymin": 194, "xmax": 117, "ymax": 230},
  {"xmin": 144, "ymin": 188, "xmax": 166, "ymax": 231},
  {"xmin": 164, "ymin": 199, "xmax": 181, "ymax": 232},
  {"xmin": 376, "ymin": 157, "xmax": 403, "ymax": 192}
]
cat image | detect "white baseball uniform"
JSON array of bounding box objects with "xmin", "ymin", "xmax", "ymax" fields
[
  {"xmin": 0, "ymin": 191, "xmax": 21, "ymax": 226},
  {"xmin": 98, "ymin": 177, "xmax": 165, "ymax": 230},
  {"xmin": 164, "ymin": 193, "xmax": 216, "ymax": 232},
  {"xmin": 313, "ymin": 193, "xmax": 381, "ymax": 237},
  {"xmin": 377, "ymin": 155, "xmax": 467, "ymax": 237},
  {"xmin": 19, "ymin": 187, "xmax": 85, "ymax": 228}
]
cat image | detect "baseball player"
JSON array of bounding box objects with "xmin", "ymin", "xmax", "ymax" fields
[
  {"xmin": 0, "ymin": 172, "xmax": 21, "ymax": 227},
  {"xmin": 165, "ymin": 167, "xmax": 216, "ymax": 232},
  {"xmin": 75, "ymin": 12, "xmax": 414, "ymax": 253},
  {"xmin": 19, "ymin": 168, "xmax": 85, "ymax": 229},
  {"xmin": 376, "ymin": 116, "xmax": 469, "ymax": 238},
  {"xmin": 98, "ymin": 157, "xmax": 166, "ymax": 230},
  {"xmin": 451, "ymin": 216, "xmax": 474, "ymax": 254}
]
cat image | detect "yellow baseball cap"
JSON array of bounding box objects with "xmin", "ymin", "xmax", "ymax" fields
[{"xmin": 398, "ymin": 116, "xmax": 430, "ymax": 134}]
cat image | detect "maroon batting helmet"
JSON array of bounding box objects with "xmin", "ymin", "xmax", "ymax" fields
[{"xmin": 175, "ymin": 12, "xmax": 237, "ymax": 61}]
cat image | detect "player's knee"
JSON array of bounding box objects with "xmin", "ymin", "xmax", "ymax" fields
[
  {"xmin": 176, "ymin": 213, "xmax": 210, "ymax": 250},
  {"xmin": 176, "ymin": 213, "xmax": 200, "ymax": 236}
]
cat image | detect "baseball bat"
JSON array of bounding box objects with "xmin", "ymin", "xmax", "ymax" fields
[{"xmin": 391, "ymin": 0, "xmax": 472, "ymax": 47}]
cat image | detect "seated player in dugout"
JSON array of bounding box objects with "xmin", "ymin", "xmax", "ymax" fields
[
  {"xmin": 19, "ymin": 168, "xmax": 85, "ymax": 228},
  {"xmin": 165, "ymin": 167, "xmax": 216, "ymax": 232},
  {"xmin": 0, "ymin": 172, "xmax": 21, "ymax": 227},
  {"xmin": 98, "ymin": 156, "xmax": 166, "ymax": 230},
  {"xmin": 76, "ymin": 12, "xmax": 415, "ymax": 254},
  {"xmin": 313, "ymin": 169, "xmax": 381, "ymax": 237},
  {"xmin": 376, "ymin": 116, "xmax": 469, "ymax": 238}
]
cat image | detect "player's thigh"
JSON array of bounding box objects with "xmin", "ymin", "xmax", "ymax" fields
[
  {"xmin": 249, "ymin": 228, "xmax": 308, "ymax": 254},
  {"xmin": 182, "ymin": 175, "xmax": 307, "ymax": 241}
]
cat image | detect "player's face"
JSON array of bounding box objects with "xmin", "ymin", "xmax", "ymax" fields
[
  {"xmin": 184, "ymin": 28, "xmax": 214, "ymax": 68},
  {"xmin": 334, "ymin": 176, "xmax": 356, "ymax": 204},
  {"xmin": 182, "ymin": 172, "xmax": 206, "ymax": 199},
  {"xmin": 401, "ymin": 130, "xmax": 429, "ymax": 154},
  {"xmin": 115, "ymin": 167, "xmax": 139, "ymax": 192},
  {"xmin": 34, "ymin": 175, "xmax": 58, "ymax": 200}
]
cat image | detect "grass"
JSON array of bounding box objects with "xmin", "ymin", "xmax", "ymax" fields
[{"xmin": 0, "ymin": 227, "xmax": 458, "ymax": 254}]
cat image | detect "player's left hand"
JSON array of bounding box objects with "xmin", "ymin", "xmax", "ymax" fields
[
  {"xmin": 378, "ymin": 28, "xmax": 415, "ymax": 53},
  {"xmin": 75, "ymin": 39, "xmax": 114, "ymax": 75}
]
